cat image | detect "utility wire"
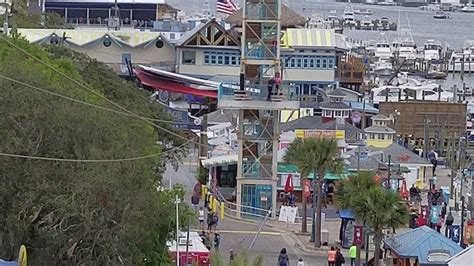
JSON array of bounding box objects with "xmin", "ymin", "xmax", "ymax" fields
[
  {"xmin": 0, "ymin": 74, "xmax": 187, "ymax": 124},
  {"xmin": 0, "ymin": 142, "xmax": 189, "ymax": 163}
]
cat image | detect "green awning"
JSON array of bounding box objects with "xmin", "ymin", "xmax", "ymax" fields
[{"xmin": 278, "ymin": 163, "xmax": 348, "ymax": 180}]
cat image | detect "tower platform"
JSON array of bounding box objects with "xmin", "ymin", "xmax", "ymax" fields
[{"xmin": 217, "ymin": 84, "xmax": 300, "ymax": 110}]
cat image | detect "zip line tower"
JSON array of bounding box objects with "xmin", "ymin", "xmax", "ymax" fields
[{"xmin": 218, "ymin": 0, "xmax": 299, "ymax": 217}]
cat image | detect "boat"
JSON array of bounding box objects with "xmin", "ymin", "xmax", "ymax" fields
[
  {"xmin": 374, "ymin": 34, "xmax": 393, "ymax": 60},
  {"xmin": 329, "ymin": 9, "xmax": 337, "ymax": 15},
  {"xmin": 354, "ymin": 9, "xmax": 373, "ymax": 15},
  {"xmin": 433, "ymin": 11, "xmax": 450, "ymax": 19},
  {"xmin": 448, "ymin": 40, "xmax": 474, "ymax": 73},
  {"xmin": 395, "ymin": 13, "xmax": 417, "ymax": 62},
  {"xmin": 342, "ymin": 5, "xmax": 357, "ymax": 27},
  {"xmin": 373, "ymin": 60, "xmax": 393, "ymax": 76},
  {"xmin": 420, "ymin": 4, "xmax": 441, "ymax": 11},
  {"xmin": 423, "ymin": 39, "xmax": 442, "ymax": 61},
  {"xmin": 361, "ymin": 15, "xmax": 374, "ymax": 30},
  {"xmin": 461, "ymin": 2, "xmax": 474, "ymax": 13}
]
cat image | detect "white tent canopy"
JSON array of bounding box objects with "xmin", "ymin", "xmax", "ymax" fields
[{"xmin": 447, "ymin": 245, "xmax": 474, "ymax": 266}]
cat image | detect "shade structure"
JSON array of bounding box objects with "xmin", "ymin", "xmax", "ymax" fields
[{"xmin": 284, "ymin": 173, "xmax": 294, "ymax": 193}]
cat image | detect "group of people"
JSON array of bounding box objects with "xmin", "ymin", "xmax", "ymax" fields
[
  {"xmin": 277, "ymin": 248, "xmax": 307, "ymax": 266},
  {"xmin": 327, "ymin": 246, "xmax": 346, "ymax": 266}
]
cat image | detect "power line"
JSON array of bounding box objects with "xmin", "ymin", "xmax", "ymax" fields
[
  {"xmin": 0, "ymin": 74, "xmax": 186, "ymax": 124},
  {"xmin": 0, "ymin": 142, "xmax": 190, "ymax": 163}
]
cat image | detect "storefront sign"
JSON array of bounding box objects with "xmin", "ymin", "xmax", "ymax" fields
[
  {"xmin": 353, "ymin": 226, "xmax": 364, "ymax": 245},
  {"xmin": 295, "ymin": 129, "xmax": 345, "ymax": 139}
]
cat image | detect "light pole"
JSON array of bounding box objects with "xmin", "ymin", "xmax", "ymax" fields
[{"xmin": 175, "ymin": 195, "xmax": 180, "ymax": 266}]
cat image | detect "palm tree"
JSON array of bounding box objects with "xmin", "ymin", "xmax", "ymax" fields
[
  {"xmin": 336, "ymin": 173, "xmax": 408, "ymax": 266},
  {"xmin": 284, "ymin": 138, "xmax": 343, "ymax": 246}
]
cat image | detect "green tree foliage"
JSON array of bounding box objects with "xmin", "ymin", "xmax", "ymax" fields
[
  {"xmin": 284, "ymin": 138, "xmax": 343, "ymax": 247},
  {"xmin": 336, "ymin": 172, "xmax": 408, "ymax": 266},
  {"xmin": 0, "ymin": 37, "xmax": 190, "ymax": 264}
]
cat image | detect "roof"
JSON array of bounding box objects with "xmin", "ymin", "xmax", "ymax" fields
[
  {"xmin": 201, "ymin": 155, "xmax": 238, "ymax": 167},
  {"xmin": 373, "ymin": 143, "xmax": 431, "ymax": 165},
  {"xmin": 327, "ymin": 89, "xmax": 348, "ymax": 97},
  {"xmin": 364, "ymin": 125, "xmax": 396, "ymax": 134},
  {"xmin": 176, "ymin": 19, "xmax": 240, "ymax": 48},
  {"xmin": 347, "ymin": 101, "xmax": 379, "ymax": 114},
  {"xmin": 383, "ymin": 226, "xmax": 463, "ymax": 264},
  {"xmin": 372, "ymin": 114, "xmax": 391, "ymax": 120},
  {"xmin": 447, "ymin": 245, "xmax": 474, "ymax": 265},
  {"xmin": 280, "ymin": 116, "xmax": 363, "ymax": 141},
  {"xmin": 16, "ymin": 28, "xmax": 168, "ymax": 47},
  {"xmin": 225, "ymin": 4, "xmax": 306, "ymax": 28},
  {"xmin": 283, "ymin": 29, "xmax": 336, "ymax": 48},
  {"xmin": 319, "ymin": 102, "xmax": 352, "ymax": 110}
]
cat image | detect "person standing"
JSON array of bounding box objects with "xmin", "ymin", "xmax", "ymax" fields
[
  {"xmin": 297, "ymin": 258, "xmax": 306, "ymax": 266},
  {"xmin": 327, "ymin": 247, "xmax": 336, "ymax": 266},
  {"xmin": 335, "ymin": 248, "xmax": 345, "ymax": 266},
  {"xmin": 207, "ymin": 210, "xmax": 213, "ymax": 232},
  {"xmin": 211, "ymin": 212, "xmax": 219, "ymax": 232},
  {"xmin": 277, "ymin": 248, "xmax": 289, "ymax": 266},
  {"xmin": 229, "ymin": 249, "xmax": 235, "ymax": 261},
  {"xmin": 349, "ymin": 244, "xmax": 357, "ymax": 266},
  {"xmin": 198, "ymin": 207, "xmax": 205, "ymax": 229},
  {"xmin": 213, "ymin": 232, "xmax": 221, "ymax": 250}
]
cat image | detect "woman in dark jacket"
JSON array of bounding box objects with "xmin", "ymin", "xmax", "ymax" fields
[
  {"xmin": 335, "ymin": 248, "xmax": 345, "ymax": 266},
  {"xmin": 277, "ymin": 248, "xmax": 289, "ymax": 266}
]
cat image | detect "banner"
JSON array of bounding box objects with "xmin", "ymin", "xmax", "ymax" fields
[
  {"xmin": 450, "ymin": 225, "xmax": 460, "ymax": 243},
  {"xmin": 353, "ymin": 226, "xmax": 364, "ymax": 245},
  {"xmin": 302, "ymin": 179, "xmax": 311, "ymax": 198},
  {"xmin": 295, "ymin": 129, "xmax": 345, "ymax": 139}
]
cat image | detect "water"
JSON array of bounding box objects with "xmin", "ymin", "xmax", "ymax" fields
[{"xmin": 167, "ymin": 0, "xmax": 474, "ymax": 87}]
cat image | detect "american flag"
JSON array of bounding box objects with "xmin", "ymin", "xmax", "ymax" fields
[{"xmin": 217, "ymin": 0, "xmax": 238, "ymax": 15}]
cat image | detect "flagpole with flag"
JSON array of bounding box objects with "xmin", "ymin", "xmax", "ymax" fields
[{"xmin": 216, "ymin": 0, "xmax": 238, "ymax": 16}]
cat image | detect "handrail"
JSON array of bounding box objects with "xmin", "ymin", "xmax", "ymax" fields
[{"xmin": 215, "ymin": 188, "xmax": 277, "ymax": 220}]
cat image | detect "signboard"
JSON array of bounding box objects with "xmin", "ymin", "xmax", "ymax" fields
[
  {"xmin": 302, "ymin": 179, "xmax": 311, "ymax": 198},
  {"xmin": 353, "ymin": 226, "xmax": 364, "ymax": 245},
  {"xmin": 426, "ymin": 249, "xmax": 451, "ymax": 262},
  {"xmin": 450, "ymin": 225, "xmax": 460, "ymax": 243},
  {"xmin": 295, "ymin": 129, "xmax": 345, "ymax": 139},
  {"xmin": 465, "ymin": 220, "xmax": 474, "ymax": 245},
  {"xmin": 278, "ymin": 206, "xmax": 298, "ymax": 223},
  {"xmin": 342, "ymin": 222, "xmax": 354, "ymax": 248},
  {"xmin": 163, "ymin": 106, "xmax": 201, "ymax": 131}
]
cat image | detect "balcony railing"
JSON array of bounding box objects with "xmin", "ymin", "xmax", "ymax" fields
[{"xmin": 242, "ymin": 161, "xmax": 273, "ymax": 179}]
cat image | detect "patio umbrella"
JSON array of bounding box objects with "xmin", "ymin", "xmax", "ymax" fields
[{"xmin": 284, "ymin": 173, "xmax": 294, "ymax": 193}]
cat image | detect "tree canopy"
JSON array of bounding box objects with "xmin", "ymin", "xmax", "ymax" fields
[{"xmin": 0, "ymin": 37, "xmax": 190, "ymax": 264}]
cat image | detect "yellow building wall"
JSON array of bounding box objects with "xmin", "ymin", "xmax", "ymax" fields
[
  {"xmin": 280, "ymin": 108, "xmax": 313, "ymax": 123},
  {"xmin": 366, "ymin": 139, "xmax": 392, "ymax": 148}
]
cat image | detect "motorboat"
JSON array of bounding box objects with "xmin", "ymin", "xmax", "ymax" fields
[
  {"xmin": 420, "ymin": 4, "xmax": 441, "ymax": 11},
  {"xmin": 448, "ymin": 40, "xmax": 474, "ymax": 72},
  {"xmin": 423, "ymin": 40, "xmax": 442, "ymax": 61},
  {"xmin": 361, "ymin": 15, "xmax": 374, "ymax": 30},
  {"xmin": 373, "ymin": 60, "xmax": 393, "ymax": 76},
  {"xmin": 391, "ymin": 39, "xmax": 402, "ymax": 54},
  {"xmin": 342, "ymin": 5, "xmax": 357, "ymax": 26},
  {"xmin": 433, "ymin": 11, "xmax": 450, "ymax": 19},
  {"xmin": 329, "ymin": 9, "xmax": 337, "ymax": 15},
  {"xmin": 354, "ymin": 9, "xmax": 373, "ymax": 15},
  {"xmin": 461, "ymin": 3, "xmax": 474, "ymax": 13}
]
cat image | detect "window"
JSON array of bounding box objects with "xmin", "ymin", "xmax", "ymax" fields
[
  {"xmin": 328, "ymin": 58, "xmax": 334, "ymax": 69},
  {"xmin": 231, "ymin": 55, "xmax": 237, "ymax": 65},
  {"xmin": 322, "ymin": 58, "xmax": 328, "ymax": 69},
  {"xmin": 309, "ymin": 58, "xmax": 315, "ymax": 68},
  {"xmin": 224, "ymin": 54, "xmax": 230, "ymax": 65},
  {"xmin": 103, "ymin": 37, "xmax": 112, "ymax": 47},
  {"xmin": 204, "ymin": 51, "xmax": 240, "ymax": 66},
  {"xmin": 170, "ymin": 33, "xmax": 176, "ymax": 40},
  {"xmin": 217, "ymin": 54, "xmax": 223, "ymax": 65},
  {"xmin": 335, "ymin": 110, "xmax": 342, "ymax": 117},
  {"xmin": 290, "ymin": 58, "xmax": 296, "ymax": 68},
  {"xmin": 182, "ymin": 51, "xmax": 196, "ymax": 64},
  {"xmin": 324, "ymin": 110, "xmax": 332, "ymax": 117},
  {"xmin": 296, "ymin": 58, "xmax": 302, "ymax": 68},
  {"xmin": 204, "ymin": 54, "xmax": 210, "ymax": 64},
  {"xmin": 211, "ymin": 54, "xmax": 217, "ymax": 64},
  {"xmin": 316, "ymin": 58, "xmax": 321, "ymax": 69},
  {"xmin": 155, "ymin": 39, "xmax": 164, "ymax": 48},
  {"xmin": 303, "ymin": 57, "xmax": 309, "ymax": 68}
]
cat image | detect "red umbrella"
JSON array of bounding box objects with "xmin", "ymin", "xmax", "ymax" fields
[{"xmin": 284, "ymin": 174, "xmax": 294, "ymax": 193}]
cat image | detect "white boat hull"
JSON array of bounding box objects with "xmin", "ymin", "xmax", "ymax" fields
[{"xmin": 448, "ymin": 62, "xmax": 474, "ymax": 73}]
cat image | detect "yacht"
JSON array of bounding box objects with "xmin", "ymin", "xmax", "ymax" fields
[
  {"xmin": 373, "ymin": 60, "xmax": 393, "ymax": 76},
  {"xmin": 342, "ymin": 5, "xmax": 357, "ymax": 26},
  {"xmin": 461, "ymin": 2, "xmax": 474, "ymax": 13},
  {"xmin": 391, "ymin": 39, "xmax": 402, "ymax": 54},
  {"xmin": 375, "ymin": 40, "xmax": 393, "ymax": 60},
  {"xmin": 354, "ymin": 9, "xmax": 373, "ymax": 15},
  {"xmin": 329, "ymin": 9, "xmax": 337, "ymax": 15},
  {"xmin": 423, "ymin": 40, "xmax": 442, "ymax": 61},
  {"xmin": 420, "ymin": 4, "xmax": 441, "ymax": 11},
  {"xmin": 395, "ymin": 14, "xmax": 417, "ymax": 62},
  {"xmin": 361, "ymin": 16, "xmax": 374, "ymax": 30},
  {"xmin": 448, "ymin": 40, "xmax": 474, "ymax": 73}
]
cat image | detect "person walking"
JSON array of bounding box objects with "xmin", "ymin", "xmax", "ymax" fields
[
  {"xmin": 278, "ymin": 248, "xmax": 289, "ymax": 266},
  {"xmin": 297, "ymin": 258, "xmax": 305, "ymax": 266},
  {"xmin": 327, "ymin": 246, "xmax": 337, "ymax": 266},
  {"xmin": 229, "ymin": 249, "xmax": 236, "ymax": 261},
  {"xmin": 207, "ymin": 210, "xmax": 213, "ymax": 232},
  {"xmin": 349, "ymin": 244, "xmax": 357, "ymax": 266},
  {"xmin": 213, "ymin": 232, "xmax": 221, "ymax": 250},
  {"xmin": 211, "ymin": 212, "xmax": 219, "ymax": 232},
  {"xmin": 335, "ymin": 248, "xmax": 345, "ymax": 266},
  {"xmin": 198, "ymin": 207, "xmax": 205, "ymax": 229}
]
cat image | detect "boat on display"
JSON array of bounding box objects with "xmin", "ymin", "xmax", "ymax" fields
[
  {"xmin": 448, "ymin": 40, "xmax": 474, "ymax": 72},
  {"xmin": 423, "ymin": 39, "xmax": 442, "ymax": 61},
  {"xmin": 433, "ymin": 11, "xmax": 450, "ymax": 19},
  {"xmin": 374, "ymin": 39, "xmax": 393, "ymax": 60},
  {"xmin": 361, "ymin": 15, "xmax": 374, "ymax": 30},
  {"xmin": 461, "ymin": 2, "xmax": 474, "ymax": 13}
]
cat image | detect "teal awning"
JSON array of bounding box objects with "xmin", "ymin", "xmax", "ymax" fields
[{"xmin": 278, "ymin": 163, "xmax": 348, "ymax": 180}]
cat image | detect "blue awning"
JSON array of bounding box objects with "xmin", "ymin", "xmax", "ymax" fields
[{"xmin": 339, "ymin": 209, "xmax": 355, "ymax": 220}]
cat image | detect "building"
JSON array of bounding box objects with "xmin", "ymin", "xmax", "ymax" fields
[
  {"xmin": 319, "ymin": 89, "xmax": 353, "ymax": 123},
  {"xmin": 175, "ymin": 19, "xmax": 240, "ymax": 80},
  {"xmin": 365, "ymin": 114, "xmax": 396, "ymax": 148},
  {"xmin": 383, "ymin": 226, "xmax": 463, "ymax": 266},
  {"xmin": 17, "ymin": 28, "xmax": 176, "ymax": 75},
  {"xmin": 43, "ymin": 0, "xmax": 179, "ymax": 24}
]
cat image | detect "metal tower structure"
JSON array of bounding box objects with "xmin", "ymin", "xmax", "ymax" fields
[{"xmin": 218, "ymin": 0, "xmax": 299, "ymax": 217}]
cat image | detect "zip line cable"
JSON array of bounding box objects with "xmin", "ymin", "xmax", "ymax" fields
[
  {"xmin": 0, "ymin": 36, "xmax": 228, "ymax": 161},
  {"xmin": 0, "ymin": 141, "xmax": 190, "ymax": 163},
  {"xmin": 0, "ymin": 74, "xmax": 187, "ymax": 124},
  {"xmin": 0, "ymin": 36, "xmax": 203, "ymax": 147}
]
